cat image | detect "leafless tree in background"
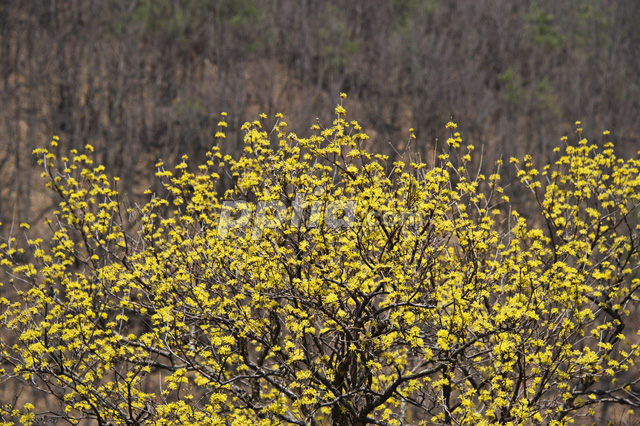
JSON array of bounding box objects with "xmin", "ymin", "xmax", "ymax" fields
[{"xmin": 1, "ymin": 0, "xmax": 639, "ymax": 227}]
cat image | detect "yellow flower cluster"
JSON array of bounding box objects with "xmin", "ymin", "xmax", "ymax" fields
[{"xmin": 1, "ymin": 107, "xmax": 640, "ymax": 426}]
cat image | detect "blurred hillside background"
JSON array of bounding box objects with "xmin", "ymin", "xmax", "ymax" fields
[{"xmin": 1, "ymin": 0, "xmax": 639, "ymax": 229}]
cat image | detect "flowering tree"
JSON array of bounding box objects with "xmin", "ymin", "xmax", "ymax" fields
[{"xmin": 2, "ymin": 98, "xmax": 640, "ymax": 426}]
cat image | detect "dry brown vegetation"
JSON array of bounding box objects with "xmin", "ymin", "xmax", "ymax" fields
[{"xmin": 1, "ymin": 0, "xmax": 639, "ymax": 229}]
